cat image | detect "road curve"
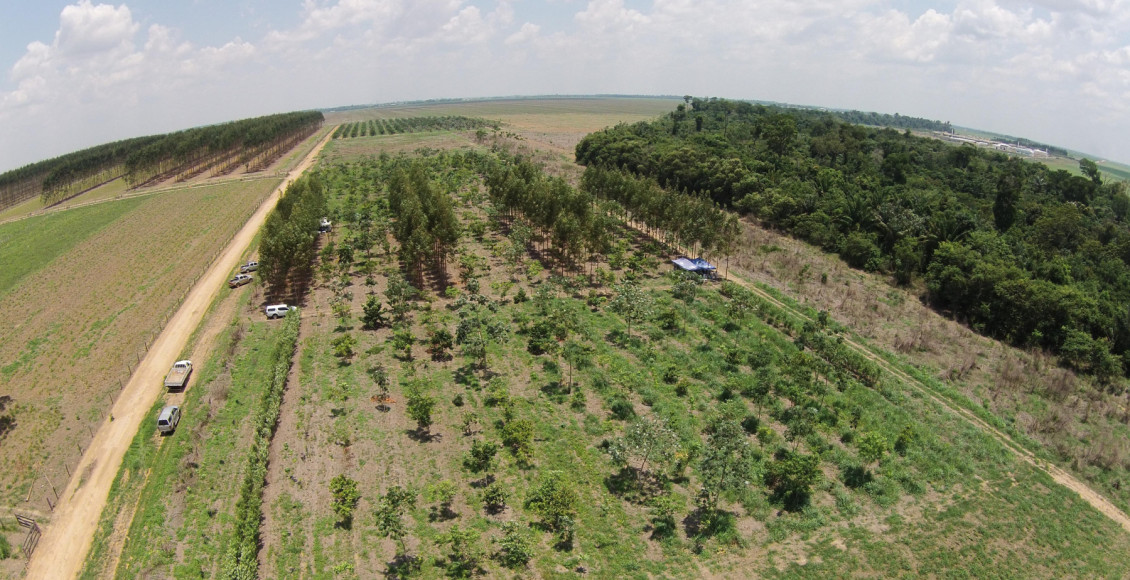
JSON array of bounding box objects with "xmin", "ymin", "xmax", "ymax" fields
[{"xmin": 25, "ymin": 128, "xmax": 335, "ymax": 580}]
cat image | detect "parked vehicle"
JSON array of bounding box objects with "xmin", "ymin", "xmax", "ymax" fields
[
  {"xmin": 157, "ymin": 406, "xmax": 181, "ymax": 434},
  {"xmin": 318, "ymin": 218, "xmax": 332, "ymax": 233},
  {"xmin": 265, "ymin": 304, "xmax": 296, "ymax": 319},
  {"xmin": 164, "ymin": 360, "xmax": 193, "ymax": 389},
  {"xmin": 239, "ymin": 261, "xmax": 259, "ymax": 273},
  {"xmin": 228, "ymin": 274, "xmax": 252, "ymax": 288}
]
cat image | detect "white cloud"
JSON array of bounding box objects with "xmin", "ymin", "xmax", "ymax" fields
[{"xmin": 5, "ymin": 0, "xmax": 1130, "ymax": 169}]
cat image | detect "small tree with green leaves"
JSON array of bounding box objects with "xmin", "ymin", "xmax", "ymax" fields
[
  {"xmin": 526, "ymin": 471, "xmax": 579, "ymax": 544},
  {"xmin": 375, "ymin": 486, "xmax": 417, "ymax": 556},
  {"xmin": 501, "ymin": 419, "xmax": 534, "ymax": 463},
  {"xmin": 857, "ymin": 430, "xmax": 890, "ymax": 469},
  {"xmin": 438, "ymin": 525, "xmax": 485, "ymax": 578},
  {"xmin": 609, "ymin": 281, "xmax": 654, "ymax": 338},
  {"xmin": 331, "ymin": 298, "xmax": 352, "ymax": 328},
  {"xmin": 427, "ymin": 327, "xmax": 455, "ymax": 361},
  {"xmin": 404, "ymin": 379, "xmax": 436, "ymax": 435},
  {"xmin": 482, "ymin": 481, "xmax": 509, "ymax": 513},
  {"xmin": 609, "ymin": 416, "xmax": 680, "ymax": 483},
  {"xmin": 496, "ymin": 521, "xmax": 534, "ymax": 569},
  {"xmin": 464, "ymin": 439, "xmax": 499, "ymax": 473},
  {"xmin": 425, "ymin": 479, "xmax": 458, "ymax": 520},
  {"xmin": 332, "ymin": 333, "xmax": 358, "ymax": 362},
  {"xmin": 361, "ymin": 295, "xmax": 388, "ymax": 330},
  {"xmin": 764, "ymin": 451, "xmax": 821, "ymax": 511},
  {"xmin": 697, "ymin": 419, "xmax": 755, "ymax": 523},
  {"xmin": 329, "ymin": 474, "xmax": 360, "ymax": 526},
  {"xmin": 385, "ymin": 273, "xmax": 418, "ymax": 321}
]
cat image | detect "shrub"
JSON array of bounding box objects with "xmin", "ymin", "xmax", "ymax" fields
[
  {"xmin": 496, "ymin": 521, "xmax": 534, "ymax": 568},
  {"xmin": 329, "ymin": 474, "xmax": 360, "ymax": 524},
  {"xmin": 465, "ymin": 439, "xmax": 499, "ymax": 473},
  {"xmin": 501, "ymin": 419, "xmax": 534, "ymax": 462},
  {"xmin": 526, "ymin": 471, "xmax": 579, "ymax": 540},
  {"xmin": 483, "ymin": 481, "xmax": 509, "ymax": 512}
]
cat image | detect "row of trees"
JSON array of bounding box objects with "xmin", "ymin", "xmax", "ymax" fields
[
  {"xmin": 387, "ymin": 163, "xmax": 461, "ymax": 285},
  {"xmin": 125, "ymin": 111, "xmax": 324, "ymax": 186},
  {"xmin": 260, "ymin": 174, "xmax": 327, "ymax": 300},
  {"xmin": 580, "ymin": 166, "xmax": 740, "ymax": 259},
  {"xmin": 332, "ymin": 116, "xmax": 497, "ymax": 139},
  {"xmin": 576, "ymin": 97, "xmax": 1130, "ymax": 380}
]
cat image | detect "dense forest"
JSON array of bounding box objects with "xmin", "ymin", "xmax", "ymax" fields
[
  {"xmin": 0, "ymin": 111, "xmax": 324, "ymax": 211},
  {"xmin": 576, "ymin": 97, "xmax": 1130, "ymax": 382}
]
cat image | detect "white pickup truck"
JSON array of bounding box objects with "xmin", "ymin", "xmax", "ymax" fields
[{"xmin": 164, "ymin": 360, "xmax": 192, "ymax": 389}]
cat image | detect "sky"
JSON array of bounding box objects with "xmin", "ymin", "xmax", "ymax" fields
[{"xmin": 2, "ymin": 0, "xmax": 1130, "ymax": 172}]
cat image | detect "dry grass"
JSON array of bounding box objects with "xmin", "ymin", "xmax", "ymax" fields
[{"xmin": 0, "ymin": 178, "xmax": 279, "ymax": 512}]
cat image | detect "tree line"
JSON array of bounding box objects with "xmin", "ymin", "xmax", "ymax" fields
[
  {"xmin": 576, "ymin": 97, "xmax": 1130, "ymax": 382},
  {"xmin": 259, "ymin": 174, "xmax": 327, "ymax": 300},
  {"xmin": 332, "ymin": 116, "xmax": 497, "ymax": 139}
]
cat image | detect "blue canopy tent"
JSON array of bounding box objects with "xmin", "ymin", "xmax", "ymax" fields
[{"xmin": 671, "ymin": 257, "xmax": 718, "ymax": 280}]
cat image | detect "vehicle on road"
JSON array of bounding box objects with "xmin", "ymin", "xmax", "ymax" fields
[
  {"xmin": 157, "ymin": 406, "xmax": 181, "ymax": 434},
  {"xmin": 164, "ymin": 360, "xmax": 193, "ymax": 389},
  {"xmin": 265, "ymin": 304, "xmax": 296, "ymax": 319},
  {"xmin": 228, "ymin": 274, "xmax": 252, "ymax": 288},
  {"xmin": 239, "ymin": 261, "xmax": 259, "ymax": 273},
  {"xmin": 318, "ymin": 218, "xmax": 332, "ymax": 233}
]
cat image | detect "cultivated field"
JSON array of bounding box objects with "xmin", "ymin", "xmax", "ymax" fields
[{"xmin": 0, "ymin": 177, "xmax": 279, "ymax": 527}]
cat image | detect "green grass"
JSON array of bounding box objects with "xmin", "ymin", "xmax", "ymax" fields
[
  {"xmin": 79, "ymin": 289, "xmax": 293, "ymax": 579},
  {"xmin": 0, "ymin": 197, "xmax": 145, "ymax": 296}
]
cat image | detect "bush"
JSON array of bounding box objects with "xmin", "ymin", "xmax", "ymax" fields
[
  {"xmin": 329, "ymin": 474, "xmax": 360, "ymax": 524},
  {"xmin": 465, "ymin": 439, "xmax": 499, "ymax": 473},
  {"xmin": 496, "ymin": 521, "xmax": 534, "ymax": 568},
  {"xmin": 608, "ymin": 396, "xmax": 636, "ymax": 421},
  {"xmin": 501, "ymin": 419, "xmax": 534, "ymax": 461},
  {"xmin": 526, "ymin": 471, "xmax": 579, "ymax": 539},
  {"xmin": 483, "ymin": 481, "xmax": 509, "ymax": 512}
]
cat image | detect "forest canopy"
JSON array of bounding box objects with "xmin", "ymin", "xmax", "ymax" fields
[{"xmin": 576, "ymin": 97, "xmax": 1130, "ymax": 381}]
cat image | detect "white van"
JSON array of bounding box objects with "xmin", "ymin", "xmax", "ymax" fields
[
  {"xmin": 265, "ymin": 304, "xmax": 295, "ymax": 319},
  {"xmin": 157, "ymin": 406, "xmax": 181, "ymax": 434}
]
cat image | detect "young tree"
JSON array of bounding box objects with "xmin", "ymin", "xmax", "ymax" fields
[
  {"xmin": 361, "ymin": 295, "xmax": 388, "ymax": 330},
  {"xmin": 561, "ymin": 340, "xmax": 591, "ymax": 391},
  {"xmin": 496, "ymin": 521, "xmax": 535, "ymax": 569},
  {"xmin": 525, "ymin": 471, "xmax": 580, "ymax": 543},
  {"xmin": 764, "ymin": 451, "xmax": 821, "ymax": 511},
  {"xmin": 329, "ymin": 474, "xmax": 360, "ymax": 526},
  {"xmin": 375, "ymin": 486, "xmax": 417, "ymax": 556},
  {"xmin": 331, "ymin": 333, "xmax": 358, "ymax": 361},
  {"xmin": 501, "ymin": 419, "xmax": 535, "ymax": 463},
  {"xmin": 464, "ymin": 439, "xmax": 499, "ymax": 473},
  {"xmin": 697, "ymin": 419, "xmax": 754, "ymax": 519},
  {"xmin": 384, "ymin": 272, "xmax": 418, "ymax": 321},
  {"xmin": 857, "ymin": 430, "xmax": 890, "ymax": 469},
  {"xmin": 609, "ymin": 416, "xmax": 680, "ymax": 482},
  {"xmin": 425, "ymin": 479, "xmax": 458, "ymax": 520},
  {"xmin": 438, "ymin": 525, "xmax": 485, "ymax": 577},
  {"xmin": 404, "ymin": 379, "xmax": 436, "ymax": 434},
  {"xmin": 609, "ymin": 281, "xmax": 654, "ymax": 338},
  {"xmin": 427, "ymin": 327, "xmax": 455, "ymax": 361}
]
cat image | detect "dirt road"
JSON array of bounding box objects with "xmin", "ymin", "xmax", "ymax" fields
[{"xmin": 24, "ymin": 128, "xmax": 335, "ymax": 580}]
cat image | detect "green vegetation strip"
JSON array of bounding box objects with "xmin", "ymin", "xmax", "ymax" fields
[
  {"xmin": 221, "ymin": 312, "xmax": 300, "ymax": 579},
  {"xmin": 0, "ymin": 196, "xmax": 144, "ymax": 295}
]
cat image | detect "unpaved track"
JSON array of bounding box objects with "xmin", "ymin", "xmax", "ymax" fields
[{"xmin": 24, "ymin": 129, "xmax": 335, "ymax": 580}]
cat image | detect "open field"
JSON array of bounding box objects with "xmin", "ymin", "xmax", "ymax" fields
[
  {"xmin": 0, "ymin": 177, "xmax": 279, "ymax": 524},
  {"xmin": 325, "ymin": 97, "xmax": 680, "ymax": 155}
]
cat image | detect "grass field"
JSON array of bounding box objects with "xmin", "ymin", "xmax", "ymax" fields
[{"xmin": 0, "ymin": 177, "xmax": 280, "ymax": 519}]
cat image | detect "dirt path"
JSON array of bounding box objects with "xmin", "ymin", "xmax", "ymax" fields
[{"xmin": 24, "ymin": 128, "xmax": 335, "ymax": 580}]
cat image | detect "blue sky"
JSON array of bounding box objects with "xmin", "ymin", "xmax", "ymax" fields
[{"xmin": 2, "ymin": 0, "xmax": 1130, "ymax": 172}]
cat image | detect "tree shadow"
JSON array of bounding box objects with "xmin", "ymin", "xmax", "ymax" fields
[
  {"xmin": 384, "ymin": 554, "xmax": 421, "ymax": 579},
  {"xmin": 539, "ymin": 380, "xmax": 571, "ymax": 402},
  {"xmin": 841, "ymin": 464, "xmax": 873, "ymax": 489},
  {"xmin": 469, "ymin": 474, "xmax": 495, "ymax": 489},
  {"xmin": 405, "ymin": 428, "xmax": 442, "ymax": 443},
  {"xmin": 603, "ymin": 466, "xmax": 666, "ymax": 502},
  {"xmin": 334, "ymin": 516, "xmax": 354, "ymax": 530}
]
